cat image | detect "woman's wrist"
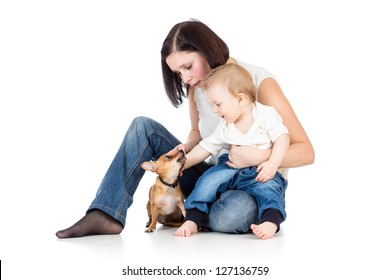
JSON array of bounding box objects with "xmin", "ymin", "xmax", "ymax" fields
[
  {"xmin": 252, "ymin": 148, "xmax": 272, "ymax": 166},
  {"xmin": 183, "ymin": 142, "xmax": 193, "ymax": 153}
]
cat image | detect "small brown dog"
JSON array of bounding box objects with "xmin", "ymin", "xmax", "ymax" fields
[{"xmin": 141, "ymin": 150, "xmax": 186, "ymax": 233}]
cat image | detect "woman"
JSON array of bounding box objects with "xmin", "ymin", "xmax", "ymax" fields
[{"xmin": 56, "ymin": 19, "xmax": 314, "ymax": 239}]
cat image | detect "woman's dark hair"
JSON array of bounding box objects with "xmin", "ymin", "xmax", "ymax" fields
[{"xmin": 161, "ymin": 19, "xmax": 229, "ymax": 107}]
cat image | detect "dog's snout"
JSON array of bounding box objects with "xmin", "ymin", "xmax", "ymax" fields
[{"xmin": 177, "ymin": 150, "xmax": 186, "ymax": 162}]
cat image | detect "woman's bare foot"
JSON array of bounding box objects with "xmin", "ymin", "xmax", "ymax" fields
[
  {"xmin": 56, "ymin": 210, "xmax": 123, "ymax": 238},
  {"xmin": 250, "ymin": 222, "xmax": 278, "ymax": 240},
  {"xmin": 175, "ymin": 220, "xmax": 198, "ymax": 237}
]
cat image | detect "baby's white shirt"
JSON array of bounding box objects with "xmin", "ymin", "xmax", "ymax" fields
[{"xmin": 194, "ymin": 60, "xmax": 289, "ymax": 179}]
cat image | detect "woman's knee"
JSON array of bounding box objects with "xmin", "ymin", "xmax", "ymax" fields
[
  {"xmin": 208, "ymin": 190, "xmax": 258, "ymax": 233},
  {"xmin": 131, "ymin": 116, "xmax": 157, "ymax": 130},
  {"xmin": 127, "ymin": 116, "xmax": 168, "ymax": 142}
]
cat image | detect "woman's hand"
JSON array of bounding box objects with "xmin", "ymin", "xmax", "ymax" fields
[
  {"xmin": 167, "ymin": 144, "xmax": 189, "ymax": 156},
  {"xmin": 226, "ymin": 145, "xmax": 271, "ymax": 169}
]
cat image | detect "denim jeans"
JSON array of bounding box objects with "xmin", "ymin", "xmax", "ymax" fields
[
  {"xmin": 185, "ymin": 153, "xmax": 288, "ymax": 223},
  {"xmin": 88, "ymin": 117, "xmax": 258, "ymax": 233}
]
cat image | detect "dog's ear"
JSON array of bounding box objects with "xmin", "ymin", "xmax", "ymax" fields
[{"xmin": 141, "ymin": 161, "xmax": 157, "ymax": 172}]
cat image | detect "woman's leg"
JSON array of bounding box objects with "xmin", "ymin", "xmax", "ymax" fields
[
  {"xmin": 208, "ymin": 190, "xmax": 258, "ymax": 233},
  {"xmin": 56, "ymin": 116, "xmax": 186, "ymax": 238}
]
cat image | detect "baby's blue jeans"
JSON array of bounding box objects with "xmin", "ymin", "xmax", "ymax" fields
[{"xmin": 185, "ymin": 153, "xmax": 288, "ymax": 225}]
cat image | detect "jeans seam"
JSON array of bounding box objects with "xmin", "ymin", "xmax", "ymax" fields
[
  {"xmin": 116, "ymin": 191, "xmax": 130, "ymax": 220},
  {"xmin": 124, "ymin": 139, "xmax": 148, "ymax": 184},
  {"xmin": 90, "ymin": 203, "xmax": 127, "ymax": 221}
]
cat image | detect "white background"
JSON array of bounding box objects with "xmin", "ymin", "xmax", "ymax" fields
[{"xmin": 1, "ymin": 0, "xmax": 389, "ymax": 279}]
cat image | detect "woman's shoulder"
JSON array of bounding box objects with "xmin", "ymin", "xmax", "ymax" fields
[
  {"xmin": 253, "ymin": 101, "xmax": 278, "ymax": 116},
  {"xmin": 236, "ymin": 59, "xmax": 273, "ymax": 77},
  {"xmin": 235, "ymin": 59, "xmax": 275, "ymax": 87}
]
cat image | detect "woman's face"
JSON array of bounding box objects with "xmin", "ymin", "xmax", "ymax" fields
[{"xmin": 166, "ymin": 51, "xmax": 211, "ymax": 89}]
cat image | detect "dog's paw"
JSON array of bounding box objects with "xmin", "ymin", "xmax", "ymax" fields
[{"xmin": 145, "ymin": 227, "xmax": 155, "ymax": 233}]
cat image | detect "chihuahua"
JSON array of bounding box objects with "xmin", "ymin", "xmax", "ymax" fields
[{"xmin": 141, "ymin": 150, "xmax": 186, "ymax": 232}]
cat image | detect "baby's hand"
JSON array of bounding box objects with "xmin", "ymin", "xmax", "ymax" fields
[{"xmin": 256, "ymin": 161, "xmax": 277, "ymax": 183}]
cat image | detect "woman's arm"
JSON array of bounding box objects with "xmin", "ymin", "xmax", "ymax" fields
[
  {"xmin": 168, "ymin": 89, "xmax": 202, "ymax": 155},
  {"xmin": 227, "ymin": 78, "xmax": 314, "ymax": 168},
  {"xmin": 186, "ymin": 89, "xmax": 202, "ymax": 151},
  {"xmin": 258, "ymin": 78, "xmax": 315, "ymax": 168}
]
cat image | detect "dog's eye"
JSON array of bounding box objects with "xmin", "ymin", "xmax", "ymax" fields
[{"xmin": 165, "ymin": 155, "xmax": 172, "ymax": 160}]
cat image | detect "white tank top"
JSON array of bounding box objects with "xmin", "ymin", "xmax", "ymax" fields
[{"xmin": 194, "ymin": 60, "xmax": 289, "ymax": 179}]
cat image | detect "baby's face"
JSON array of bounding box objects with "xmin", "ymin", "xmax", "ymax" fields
[{"xmin": 206, "ymin": 84, "xmax": 241, "ymax": 123}]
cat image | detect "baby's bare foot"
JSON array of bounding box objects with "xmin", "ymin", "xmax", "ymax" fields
[
  {"xmin": 56, "ymin": 210, "xmax": 123, "ymax": 238},
  {"xmin": 250, "ymin": 222, "xmax": 277, "ymax": 240},
  {"xmin": 175, "ymin": 220, "xmax": 198, "ymax": 237}
]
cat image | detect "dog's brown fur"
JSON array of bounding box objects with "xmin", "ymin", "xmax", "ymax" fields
[{"xmin": 141, "ymin": 150, "xmax": 186, "ymax": 233}]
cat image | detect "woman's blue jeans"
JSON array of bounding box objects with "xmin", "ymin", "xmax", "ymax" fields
[
  {"xmin": 88, "ymin": 117, "xmax": 258, "ymax": 233},
  {"xmin": 185, "ymin": 154, "xmax": 288, "ymax": 223}
]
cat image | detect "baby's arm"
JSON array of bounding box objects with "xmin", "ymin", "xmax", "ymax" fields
[
  {"xmin": 256, "ymin": 133, "xmax": 290, "ymax": 182},
  {"xmin": 184, "ymin": 144, "xmax": 211, "ymax": 170}
]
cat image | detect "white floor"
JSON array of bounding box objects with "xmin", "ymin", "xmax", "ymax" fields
[{"xmin": 2, "ymin": 167, "xmax": 389, "ymax": 280}]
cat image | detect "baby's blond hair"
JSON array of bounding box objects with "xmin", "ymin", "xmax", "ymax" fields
[{"xmin": 203, "ymin": 63, "xmax": 256, "ymax": 102}]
